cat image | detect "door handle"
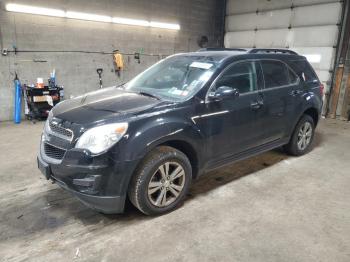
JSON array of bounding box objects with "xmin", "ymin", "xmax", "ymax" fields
[
  {"xmin": 251, "ymin": 100, "xmax": 263, "ymax": 110},
  {"xmin": 291, "ymin": 90, "xmax": 303, "ymax": 96}
]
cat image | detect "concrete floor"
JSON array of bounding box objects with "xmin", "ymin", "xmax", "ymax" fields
[{"xmin": 0, "ymin": 119, "xmax": 349, "ymax": 262}]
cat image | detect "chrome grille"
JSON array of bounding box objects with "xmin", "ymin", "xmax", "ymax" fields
[
  {"xmin": 44, "ymin": 143, "xmax": 66, "ymax": 160},
  {"xmin": 49, "ymin": 121, "xmax": 73, "ymax": 140}
]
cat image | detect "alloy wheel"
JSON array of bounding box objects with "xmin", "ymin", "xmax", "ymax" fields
[
  {"xmin": 297, "ymin": 121, "xmax": 313, "ymax": 151},
  {"xmin": 147, "ymin": 162, "xmax": 186, "ymax": 207}
]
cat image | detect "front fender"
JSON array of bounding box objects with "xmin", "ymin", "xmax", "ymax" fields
[{"xmin": 122, "ymin": 116, "xmax": 205, "ymax": 164}]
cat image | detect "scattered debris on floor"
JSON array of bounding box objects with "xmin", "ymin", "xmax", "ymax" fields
[{"xmin": 74, "ymin": 248, "xmax": 81, "ymax": 259}]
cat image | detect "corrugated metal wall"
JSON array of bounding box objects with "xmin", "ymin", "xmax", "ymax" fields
[{"xmin": 224, "ymin": 0, "xmax": 343, "ymax": 96}]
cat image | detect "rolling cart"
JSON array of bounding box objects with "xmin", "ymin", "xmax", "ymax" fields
[{"xmin": 23, "ymin": 84, "xmax": 64, "ymax": 121}]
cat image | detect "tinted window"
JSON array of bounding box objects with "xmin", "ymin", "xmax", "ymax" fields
[
  {"xmin": 288, "ymin": 68, "xmax": 299, "ymax": 84},
  {"xmin": 261, "ymin": 60, "xmax": 290, "ymax": 88},
  {"xmin": 289, "ymin": 60, "xmax": 318, "ymax": 83},
  {"xmin": 216, "ymin": 61, "xmax": 257, "ymax": 94}
]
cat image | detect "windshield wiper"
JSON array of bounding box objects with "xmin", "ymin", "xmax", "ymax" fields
[
  {"xmin": 137, "ymin": 91, "xmax": 161, "ymax": 100},
  {"xmin": 115, "ymin": 82, "xmax": 127, "ymax": 89}
]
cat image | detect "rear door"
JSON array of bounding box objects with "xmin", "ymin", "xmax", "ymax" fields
[{"xmin": 259, "ymin": 60, "xmax": 300, "ymax": 143}]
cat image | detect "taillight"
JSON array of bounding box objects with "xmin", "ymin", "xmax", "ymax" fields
[{"xmin": 319, "ymin": 83, "xmax": 324, "ymax": 96}]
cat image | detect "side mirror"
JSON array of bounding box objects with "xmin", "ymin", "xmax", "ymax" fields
[{"xmin": 208, "ymin": 86, "xmax": 239, "ymax": 101}]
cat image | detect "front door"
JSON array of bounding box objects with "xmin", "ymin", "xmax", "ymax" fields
[{"xmin": 194, "ymin": 60, "xmax": 265, "ymax": 167}]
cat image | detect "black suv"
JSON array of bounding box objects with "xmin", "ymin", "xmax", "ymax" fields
[{"xmin": 38, "ymin": 48, "xmax": 323, "ymax": 215}]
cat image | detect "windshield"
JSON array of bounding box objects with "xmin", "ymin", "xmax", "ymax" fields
[{"xmin": 125, "ymin": 55, "xmax": 218, "ymax": 101}]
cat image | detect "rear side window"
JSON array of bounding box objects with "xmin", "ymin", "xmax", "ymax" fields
[
  {"xmin": 288, "ymin": 68, "xmax": 299, "ymax": 84},
  {"xmin": 288, "ymin": 60, "xmax": 318, "ymax": 83},
  {"xmin": 261, "ymin": 60, "xmax": 290, "ymax": 89}
]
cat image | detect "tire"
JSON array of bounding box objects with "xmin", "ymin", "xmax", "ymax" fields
[
  {"xmin": 128, "ymin": 146, "xmax": 192, "ymax": 216},
  {"xmin": 284, "ymin": 114, "xmax": 315, "ymax": 156}
]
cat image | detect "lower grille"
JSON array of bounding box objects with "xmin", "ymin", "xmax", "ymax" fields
[{"xmin": 44, "ymin": 143, "xmax": 66, "ymax": 160}]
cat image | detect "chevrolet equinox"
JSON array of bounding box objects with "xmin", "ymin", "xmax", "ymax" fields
[{"xmin": 38, "ymin": 48, "xmax": 323, "ymax": 215}]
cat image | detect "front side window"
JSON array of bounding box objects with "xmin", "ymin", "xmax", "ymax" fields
[
  {"xmin": 261, "ymin": 60, "xmax": 291, "ymax": 89},
  {"xmin": 215, "ymin": 61, "xmax": 258, "ymax": 94},
  {"xmin": 125, "ymin": 55, "xmax": 218, "ymax": 101}
]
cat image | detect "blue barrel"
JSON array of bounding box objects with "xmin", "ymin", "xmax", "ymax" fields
[{"xmin": 14, "ymin": 79, "xmax": 21, "ymax": 124}]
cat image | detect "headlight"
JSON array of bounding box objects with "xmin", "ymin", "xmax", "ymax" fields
[{"xmin": 75, "ymin": 123, "xmax": 128, "ymax": 154}]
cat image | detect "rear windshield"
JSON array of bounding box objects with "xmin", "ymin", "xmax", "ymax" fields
[{"xmin": 288, "ymin": 60, "xmax": 319, "ymax": 83}]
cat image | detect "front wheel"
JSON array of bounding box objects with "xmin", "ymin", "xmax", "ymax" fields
[
  {"xmin": 284, "ymin": 114, "xmax": 315, "ymax": 156},
  {"xmin": 128, "ymin": 146, "xmax": 192, "ymax": 215}
]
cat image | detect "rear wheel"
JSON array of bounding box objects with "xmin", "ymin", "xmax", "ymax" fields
[
  {"xmin": 128, "ymin": 146, "xmax": 192, "ymax": 215},
  {"xmin": 284, "ymin": 114, "xmax": 315, "ymax": 156}
]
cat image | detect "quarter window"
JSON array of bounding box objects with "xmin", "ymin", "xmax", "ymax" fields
[
  {"xmin": 215, "ymin": 61, "xmax": 257, "ymax": 94},
  {"xmin": 289, "ymin": 60, "xmax": 318, "ymax": 83},
  {"xmin": 261, "ymin": 60, "xmax": 291, "ymax": 89}
]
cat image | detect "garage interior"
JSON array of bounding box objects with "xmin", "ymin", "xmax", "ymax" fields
[{"xmin": 0, "ymin": 0, "xmax": 350, "ymax": 261}]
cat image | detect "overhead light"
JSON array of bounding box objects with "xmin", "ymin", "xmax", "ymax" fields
[
  {"xmin": 5, "ymin": 3, "xmax": 180, "ymax": 30},
  {"xmin": 112, "ymin": 17, "xmax": 149, "ymax": 27},
  {"xmin": 5, "ymin": 3, "xmax": 65, "ymax": 17},
  {"xmin": 113, "ymin": 19, "xmax": 180, "ymax": 30},
  {"xmin": 66, "ymin": 11, "xmax": 112, "ymax": 23},
  {"xmin": 304, "ymin": 54, "xmax": 322, "ymax": 63},
  {"xmin": 150, "ymin": 21, "xmax": 180, "ymax": 30}
]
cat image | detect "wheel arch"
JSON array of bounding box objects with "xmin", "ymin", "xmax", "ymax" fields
[
  {"xmin": 158, "ymin": 140, "xmax": 199, "ymax": 179},
  {"xmin": 287, "ymin": 106, "xmax": 320, "ymax": 142},
  {"xmin": 129, "ymin": 137, "xmax": 201, "ymax": 184},
  {"xmin": 303, "ymin": 107, "xmax": 319, "ymax": 126}
]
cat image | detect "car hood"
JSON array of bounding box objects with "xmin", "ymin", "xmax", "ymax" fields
[{"xmin": 52, "ymin": 87, "xmax": 165, "ymax": 124}]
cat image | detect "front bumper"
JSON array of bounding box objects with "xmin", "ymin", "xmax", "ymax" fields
[
  {"xmin": 37, "ymin": 149, "xmax": 136, "ymax": 214},
  {"xmin": 51, "ymin": 172, "xmax": 126, "ymax": 214}
]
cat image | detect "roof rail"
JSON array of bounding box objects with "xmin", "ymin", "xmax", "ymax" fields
[
  {"xmin": 248, "ymin": 48, "xmax": 298, "ymax": 55},
  {"xmin": 197, "ymin": 47, "xmax": 247, "ymax": 52}
]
